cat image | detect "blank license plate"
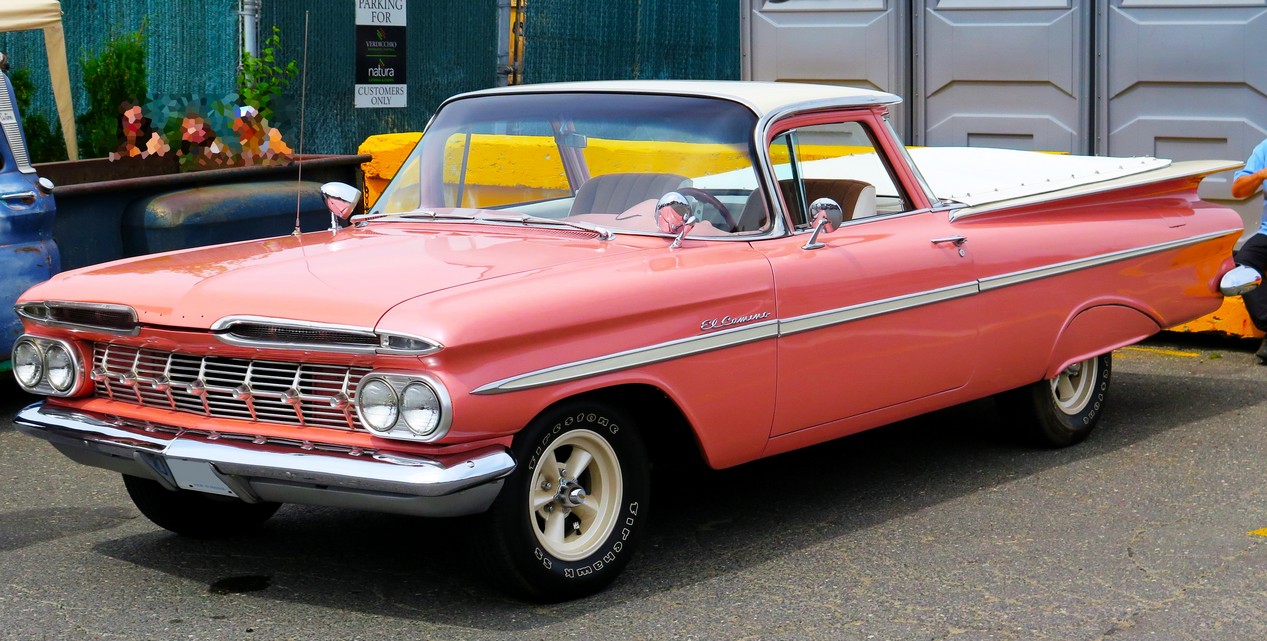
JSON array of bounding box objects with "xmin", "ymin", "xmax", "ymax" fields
[{"xmin": 167, "ymin": 458, "xmax": 237, "ymax": 497}]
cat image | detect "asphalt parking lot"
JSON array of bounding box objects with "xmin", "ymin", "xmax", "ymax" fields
[{"xmin": 1, "ymin": 333, "xmax": 1265, "ymax": 641}]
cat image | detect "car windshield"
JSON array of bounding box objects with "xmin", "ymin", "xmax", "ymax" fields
[{"xmin": 371, "ymin": 92, "xmax": 766, "ymax": 236}]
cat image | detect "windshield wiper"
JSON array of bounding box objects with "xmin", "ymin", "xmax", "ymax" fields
[
  {"xmin": 355, "ymin": 210, "xmax": 613, "ymax": 240},
  {"xmin": 479, "ymin": 213, "xmax": 615, "ymax": 241},
  {"xmin": 354, "ymin": 209, "xmax": 462, "ymax": 225}
]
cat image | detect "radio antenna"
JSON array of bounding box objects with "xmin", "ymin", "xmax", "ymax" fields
[{"xmin": 292, "ymin": 11, "xmax": 310, "ymax": 235}]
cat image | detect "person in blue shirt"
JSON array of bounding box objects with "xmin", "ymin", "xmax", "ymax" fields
[{"xmin": 1230, "ymin": 140, "xmax": 1267, "ymax": 363}]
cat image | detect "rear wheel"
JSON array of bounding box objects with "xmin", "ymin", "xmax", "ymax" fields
[
  {"xmin": 123, "ymin": 475, "xmax": 280, "ymax": 539},
  {"xmin": 999, "ymin": 353, "xmax": 1112, "ymax": 447},
  {"xmin": 479, "ymin": 400, "xmax": 650, "ymax": 601}
]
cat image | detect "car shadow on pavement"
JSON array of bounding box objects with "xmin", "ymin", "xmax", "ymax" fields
[
  {"xmin": 0, "ymin": 381, "xmax": 38, "ymax": 431},
  {"xmin": 0, "ymin": 506, "xmax": 137, "ymax": 552},
  {"xmin": 90, "ymin": 370, "xmax": 1260, "ymax": 631}
]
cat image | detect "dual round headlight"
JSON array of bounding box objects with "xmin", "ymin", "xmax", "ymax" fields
[
  {"xmin": 355, "ymin": 374, "xmax": 449, "ymax": 441},
  {"xmin": 12, "ymin": 336, "xmax": 81, "ymax": 395},
  {"xmin": 12, "ymin": 340, "xmax": 43, "ymax": 388}
]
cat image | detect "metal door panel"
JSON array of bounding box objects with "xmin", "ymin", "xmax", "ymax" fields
[
  {"xmin": 762, "ymin": 211, "xmax": 979, "ymax": 435},
  {"xmin": 1099, "ymin": 0, "xmax": 1267, "ymax": 244},
  {"xmin": 742, "ymin": 0, "xmax": 911, "ymax": 136},
  {"xmin": 914, "ymin": 0, "xmax": 1091, "ymax": 153}
]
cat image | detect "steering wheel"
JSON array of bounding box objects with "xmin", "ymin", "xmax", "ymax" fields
[{"xmin": 675, "ymin": 187, "xmax": 737, "ymax": 231}]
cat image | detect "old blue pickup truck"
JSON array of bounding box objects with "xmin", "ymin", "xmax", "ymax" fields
[{"xmin": 0, "ymin": 66, "xmax": 55, "ymax": 373}]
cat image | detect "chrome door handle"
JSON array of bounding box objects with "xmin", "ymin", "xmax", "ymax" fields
[
  {"xmin": 930, "ymin": 236, "xmax": 967, "ymax": 247},
  {"xmin": 0, "ymin": 191, "xmax": 37, "ymax": 206}
]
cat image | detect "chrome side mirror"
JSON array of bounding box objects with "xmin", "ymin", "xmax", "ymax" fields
[
  {"xmin": 1220, "ymin": 264, "xmax": 1262, "ymax": 296},
  {"xmin": 802, "ymin": 198, "xmax": 843, "ymax": 250},
  {"xmin": 321, "ymin": 182, "xmax": 362, "ymax": 230},
  {"xmin": 656, "ymin": 191, "xmax": 698, "ymax": 249}
]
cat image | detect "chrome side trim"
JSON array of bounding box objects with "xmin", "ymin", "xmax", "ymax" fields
[
  {"xmin": 470, "ymin": 320, "xmax": 779, "ymax": 394},
  {"xmin": 473, "ymin": 230, "xmax": 1237, "ymax": 394},
  {"xmin": 778, "ymin": 282, "xmax": 980, "ymax": 336},
  {"xmin": 979, "ymin": 229, "xmax": 1239, "ymax": 292},
  {"xmin": 15, "ymin": 403, "xmax": 514, "ymax": 517}
]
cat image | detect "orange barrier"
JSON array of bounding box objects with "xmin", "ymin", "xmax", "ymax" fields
[{"xmin": 1170, "ymin": 296, "xmax": 1263, "ymax": 338}]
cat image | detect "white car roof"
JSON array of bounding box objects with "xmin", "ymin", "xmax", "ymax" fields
[{"xmin": 457, "ymin": 80, "xmax": 901, "ymax": 118}]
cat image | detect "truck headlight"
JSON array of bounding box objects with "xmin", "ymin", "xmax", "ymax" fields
[
  {"xmin": 11, "ymin": 336, "xmax": 85, "ymax": 396},
  {"xmin": 355, "ymin": 373, "xmax": 451, "ymax": 442}
]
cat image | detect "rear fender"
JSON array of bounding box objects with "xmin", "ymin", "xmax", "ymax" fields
[{"xmin": 1046, "ymin": 304, "xmax": 1160, "ymax": 378}]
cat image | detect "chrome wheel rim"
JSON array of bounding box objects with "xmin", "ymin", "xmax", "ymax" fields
[
  {"xmin": 529, "ymin": 429, "xmax": 622, "ymax": 561},
  {"xmin": 1050, "ymin": 357, "xmax": 1097, "ymax": 415}
]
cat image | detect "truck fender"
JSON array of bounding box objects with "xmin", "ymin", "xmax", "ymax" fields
[{"xmin": 1046, "ymin": 304, "xmax": 1161, "ymax": 379}]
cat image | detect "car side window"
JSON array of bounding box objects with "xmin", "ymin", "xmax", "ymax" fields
[{"xmin": 769, "ymin": 121, "xmax": 911, "ymax": 229}]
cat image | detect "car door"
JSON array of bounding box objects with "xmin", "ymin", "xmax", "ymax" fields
[{"xmin": 755, "ymin": 113, "xmax": 981, "ymax": 437}]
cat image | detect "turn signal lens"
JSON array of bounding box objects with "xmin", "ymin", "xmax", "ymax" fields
[
  {"xmin": 16, "ymin": 303, "xmax": 50, "ymax": 321},
  {"xmin": 377, "ymin": 333, "xmax": 442, "ymax": 354}
]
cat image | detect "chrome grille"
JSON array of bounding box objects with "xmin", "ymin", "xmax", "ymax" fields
[{"xmin": 92, "ymin": 343, "xmax": 371, "ymax": 431}]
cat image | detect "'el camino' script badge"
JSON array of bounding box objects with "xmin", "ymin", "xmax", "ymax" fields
[{"xmin": 700, "ymin": 311, "xmax": 771, "ymax": 332}]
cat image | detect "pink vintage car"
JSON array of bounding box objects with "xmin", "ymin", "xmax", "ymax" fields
[{"xmin": 10, "ymin": 81, "xmax": 1261, "ymax": 601}]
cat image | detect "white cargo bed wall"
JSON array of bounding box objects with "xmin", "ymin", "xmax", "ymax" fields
[{"xmin": 914, "ymin": 1, "xmax": 1092, "ymax": 154}]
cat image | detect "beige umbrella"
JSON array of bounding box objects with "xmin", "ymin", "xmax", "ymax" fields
[{"xmin": 0, "ymin": 0, "xmax": 78, "ymax": 160}]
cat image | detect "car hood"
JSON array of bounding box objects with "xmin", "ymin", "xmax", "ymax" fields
[{"xmin": 26, "ymin": 224, "xmax": 649, "ymax": 329}]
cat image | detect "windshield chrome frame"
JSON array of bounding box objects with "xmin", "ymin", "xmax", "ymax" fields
[{"xmin": 370, "ymin": 89, "xmax": 906, "ymax": 244}]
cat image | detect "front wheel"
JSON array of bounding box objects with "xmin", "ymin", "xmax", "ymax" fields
[
  {"xmin": 479, "ymin": 400, "xmax": 650, "ymax": 601},
  {"xmin": 998, "ymin": 353, "xmax": 1112, "ymax": 447},
  {"xmin": 123, "ymin": 475, "xmax": 280, "ymax": 539}
]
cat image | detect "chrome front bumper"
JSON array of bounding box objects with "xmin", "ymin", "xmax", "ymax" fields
[{"xmin": 15, "ymin": 403, "xmax": 516, "ymax": 518}]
